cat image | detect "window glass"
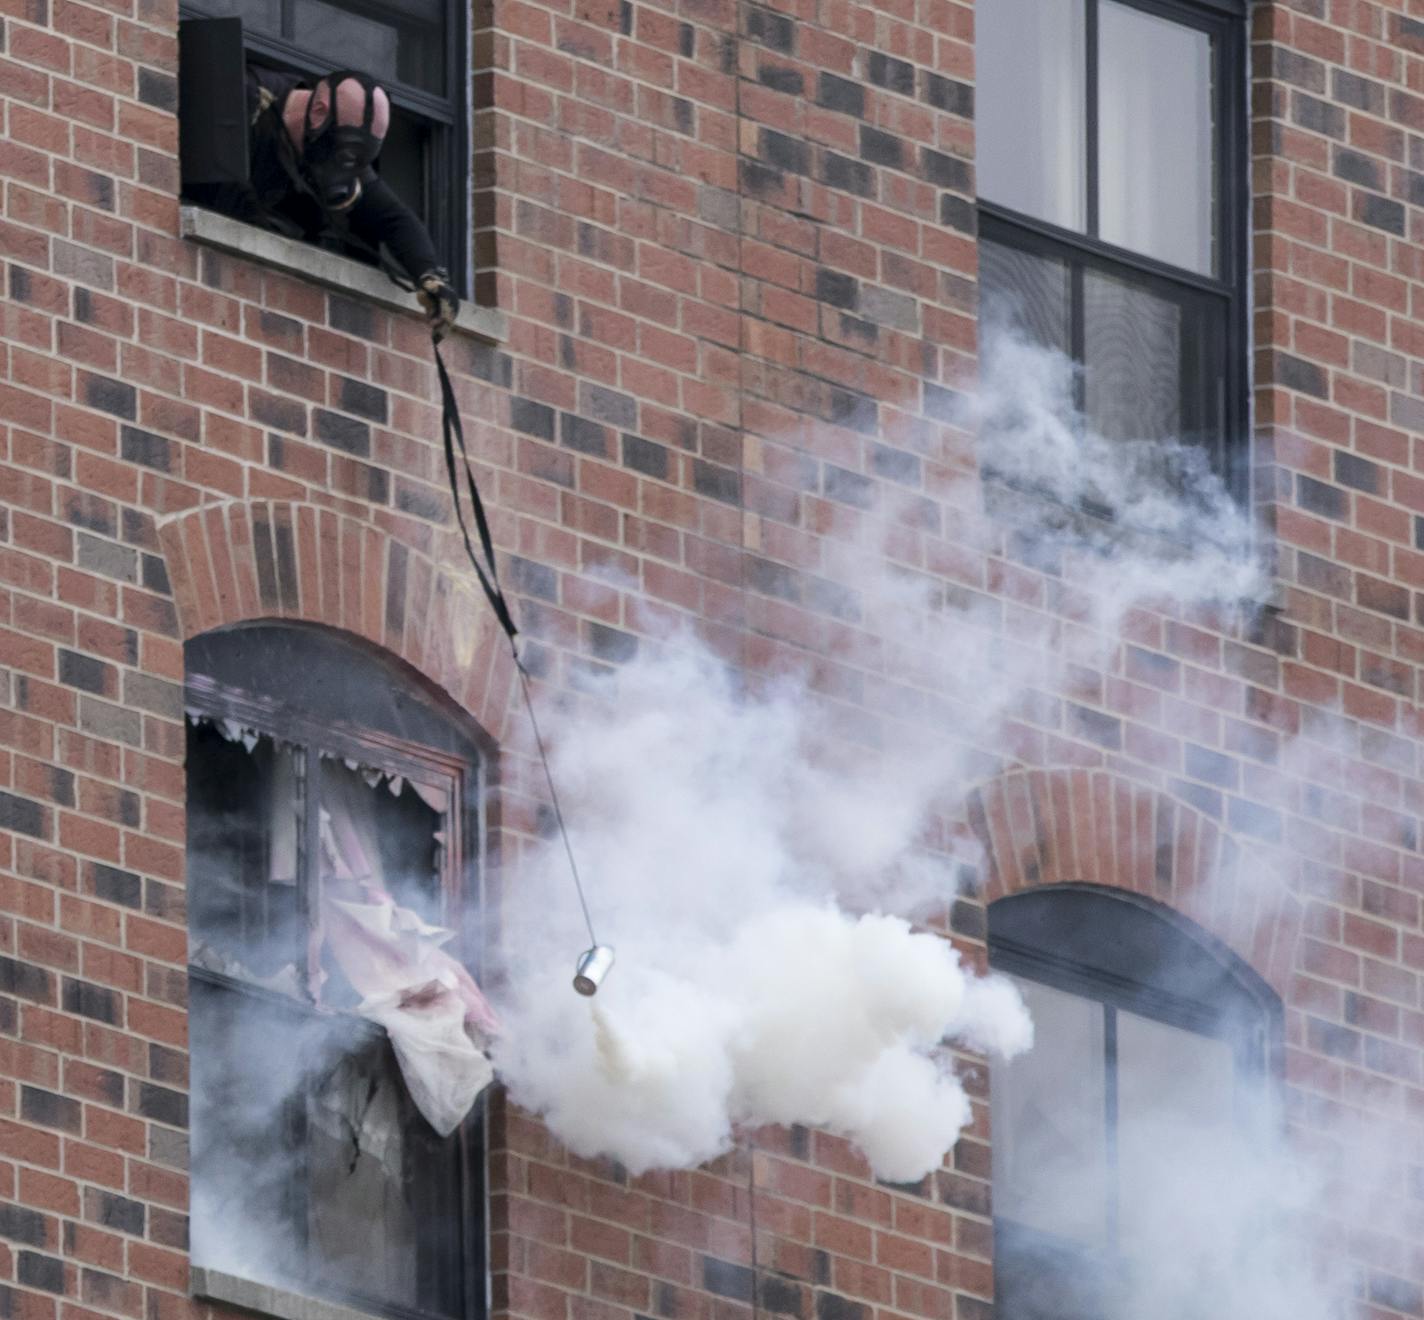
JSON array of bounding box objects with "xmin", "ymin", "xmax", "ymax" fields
[
  {"xmin": 189, "ymin": 972, "xmax": 337, "ymax": 1288},
  {"xmin": 189, "ymin": 0, "xmax": 281, "ymax": 32},
  {"xmin": 1083, "ymin": 268, "xmax": 1183, "ymax": 443},
  {"xmin": 991, "ymin": 978, "xmax": 1108, "ymax": 1245},
  {"xmin": 1098, "ymin": 2, "xmax": 1214, "ymax": 274},
  {"xmin": 979, "ymin": 239, "xmax": 1073, "ymax": 356},
  {"xmin": 1115, "ymin": 1010, "xmax": 1235, "ymax": 1249},
  {"xmin": 976, "ymin": 0, "xmax": 1086, "ymax": 230},
  {"xmin": 308, "ymin": 1039, "xmax": 462, "ymax": 1316},
  {"xmin": 378, "ymin": 109, "xmax": 431, "ymax": 217},
  {"xmin": 1083, "ymin": 269, "xmax": 1224, "ymax": 453},
  {"xmin": 292, "ymin": 0, "xmax": 445, "ymax": 95}
]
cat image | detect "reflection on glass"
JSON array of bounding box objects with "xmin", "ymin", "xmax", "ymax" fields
[
  {"xmin": 294, "ymin": 3, "xmax": 400, "ymax": 85},
  {"xmin": 992, "ymin": 978, "xmax": 1108, "ymax": 1245},
  {"xmin": 192, "ymin": 0, "xmax": 281, "ymax": 35},
  {"xmin": 1084, "ymin": 269, "xmax": 1182, "ymax": 443},
  {"xmin": 1099, "ymin": 2, "xmax": 1214, "ymax": 274},
  {"xmin": 1115, "ymin": 1011, "xmax": 1235, "ymax": 1253},
  {"xmin": 977, "ymin": 0, "xmax": 1086, "ymax": 230},
  {"xmin": 292, "ymin": 0, "xmax": 445, "ymax": 95},
  {"xmin": 979, "ymin": 238, "xmax": 1073, "ymax": 356}
]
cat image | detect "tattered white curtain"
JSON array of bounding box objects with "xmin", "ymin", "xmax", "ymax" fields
[
  {"xmin": 194, "ymin": 715, "xmax": 497, "ymax": 1136},
  {"xmin": 316, "ymin": 758, "xmax": 496, "ymax": 1136}
]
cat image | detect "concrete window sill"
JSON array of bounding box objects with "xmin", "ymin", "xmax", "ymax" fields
[
  {"xmin": 192, "ymin": 1267, "xmax": 390, "ymax": 1320},
  {"xmin": 180, "ymin": 205, "xmax": 505, "ymax": 344}
]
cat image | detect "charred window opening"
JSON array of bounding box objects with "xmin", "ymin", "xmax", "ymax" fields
[
  {"xmin": 987, "ymin": 885, "xmax": 1281, "ymax": 1320},
  {"xmin": 185, "ymin": 624, "xmax": 488, "ymax": 1320},
  {"xmin": 176, "ymin": 1, "xmax": 468, "ymax": 289}
]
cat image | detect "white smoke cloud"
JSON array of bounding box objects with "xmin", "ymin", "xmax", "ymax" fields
[
  {"xmin": 491, "ymin": 648, "xmax": 1035, "ymax": 1181},
  {"xmin": 490, "ymin": 330, "xmax": 1266, "ymax": 1184}
]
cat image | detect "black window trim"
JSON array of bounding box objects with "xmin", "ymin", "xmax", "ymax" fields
[
  {"xmin": 977, "ymin": 0, "xmax": 1251, "ymax": 499},
  {"xmin": 988, "ymin": 883, "xmax": 1281, "ymax": 1064},
  {"xmin": 177, "ymin": 0, "xmax": 471, "ymax": 291},
  {"xmin": 184, "ymin": 623, "xmax": 490, "ymax": 1320}
]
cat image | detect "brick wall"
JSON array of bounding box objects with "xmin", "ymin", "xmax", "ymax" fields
[{"xmin": 2, "ymin": 0, "xmax": 1424, "ymax": 1316}]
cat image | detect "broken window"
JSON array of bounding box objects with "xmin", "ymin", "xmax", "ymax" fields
[
  {"xmin": 176, "ymin": 1, "xmax": 468, "ymax": 288},
  {"xmin": 185, "ymin": 624, "xmax": 490, "ymax": 1320},
  {"xmin": 986, "ymin": 885, "xmax": 1279, "ymax": 1320}
]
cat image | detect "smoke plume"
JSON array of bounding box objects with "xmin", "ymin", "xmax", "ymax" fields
[{"xmin": 491, "ymin": 329, "xmax": 1265, "ymax": 1184}]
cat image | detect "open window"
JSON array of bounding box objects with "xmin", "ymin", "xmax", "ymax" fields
[
  {"xmin": 987, "ymin": 885, "xmax": 1280, "ymax": 1319},
  {"xmin": 185, "ymin": 623, "xmax": 489, "ymax": 1320},
  {"xmin": 975, "ymin": 0, "xmax": 1248, "ymax": 492},
  {"xmin": 177, "ymin": 1, "xmax": 468, "ymax": 287}
]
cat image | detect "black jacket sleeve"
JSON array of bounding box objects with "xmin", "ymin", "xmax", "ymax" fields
[{"xmin": 346, "ymin": 175, "xmax": 442, "ymax": 283}]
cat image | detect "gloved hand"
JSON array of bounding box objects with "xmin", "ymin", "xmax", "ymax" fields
[{"xmin": 417, "ymin": 269, "xmax": 459, "ymax": 343}]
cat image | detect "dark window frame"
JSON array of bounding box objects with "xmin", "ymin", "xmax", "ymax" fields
[
  {"xmin": 178, "ymin": 0, "xmax": 470, "ymax": 290},
  {"xmin": 185, "ymin": 622, "xmax": 490, "ymax": 1320},
  {"xmin": 976, "ymin": 0, "xmax": 1250, "ymax": 497},
  {"xmin": 987, "ymin": 883, "xmax": 1282, "ymax": 1320}
]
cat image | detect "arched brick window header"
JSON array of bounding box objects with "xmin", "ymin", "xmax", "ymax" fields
[
  {"xmin": 965, "ymin": 768, "xmax": 1301, "ymax": 997},
  {"xmin": 187, "ymin": 621, "xmax": 493, "ymax": 763},
  {"xmin": 157, "ymin": 500, "xmax": 515, "ymax": 741},
  {"xmin": 990, "ymin": 883, "xmax": 1282, "ymax": 1051}
]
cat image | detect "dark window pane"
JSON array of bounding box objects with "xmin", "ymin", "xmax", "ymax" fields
[
  {"xmin": 189, "ymin": 977, "xmax": 468, "ymax": 1320},
  {"xmin": 993, "ymin": 1223, "xmax": 1113, "ymax": 1320},
  {"xmin": 979, "ymin": 238, "xmax": 1072, "ymax": 357},
  {"xmin": 377, "ymin": 107, "xmax": 433, "ymax": 235},
  {"xmin": 1098, "ymin": 2, "xmax": 1215, "ymax": 274},
  {"xmin": 189, "ymin": 975, "xmax": 338, "ymax": 1288},
  {"xmin": 292, "ymin": 0, "xmax": 446, "ymax": 95},
  {"xmin": 976, "ymin": 0, "xmax": 1086, "ymax": 230},
  {"xmin": 1083, "ymin": 268, "xmax": 1182, "ymax": 443},
  {"xmin": 187, "ymin": 719, "xmax": 305, "ymax": 989},
  {"xmin": 308, "ymin": 1037, "xmax": 466, "ymax": 1318},
  {"xmin": 187, "ymin": 0, "xmax": 282, "ymax": 35}
]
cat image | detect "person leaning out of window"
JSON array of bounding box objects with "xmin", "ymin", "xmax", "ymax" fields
[{"xmin": 193, "ymin": 65, "xmax": 460, "ymax": 342}]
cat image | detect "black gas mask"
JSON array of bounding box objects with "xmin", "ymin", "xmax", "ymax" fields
[{"xmin": 300, "ymin": 70, "xmax": 383, "ymax": 211}]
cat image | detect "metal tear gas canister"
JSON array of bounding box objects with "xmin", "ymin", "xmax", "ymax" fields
[{"xmin": 574, "ymin": 945, "xmax": 615, "ymax": 996}]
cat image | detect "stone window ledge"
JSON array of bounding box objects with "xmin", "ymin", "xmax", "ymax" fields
[
  {"xmin": 180, "ymin": 206, "xmax": 505, "ymax": 345},
  {"xmin": 192, "ymin": 1267, "xmax": 388, "ymax": 1320}
]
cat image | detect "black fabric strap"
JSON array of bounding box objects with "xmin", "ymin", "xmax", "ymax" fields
[{"xmin": 435, "ymin": 343, "xmax": 519, "ymax": 645}]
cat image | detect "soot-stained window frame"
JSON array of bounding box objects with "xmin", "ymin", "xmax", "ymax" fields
[
  {"xmin": 975, "ymin": 0, "xmax": 1250, "ymax": 499},
  {"xmin": 986, "ymin": 883, "xmax": 1281, "ymax": 1320},
  {"xmin": 184, "ymin": 622, "xmax": 489, "ymax": 1320},
  {"xmin": 177, "ymin": 0, "xmax": 470, "ymax": 291}
]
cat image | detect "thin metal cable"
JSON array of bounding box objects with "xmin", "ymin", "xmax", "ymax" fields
[
  {"xmin": 515, "ymin": 648, "xmax": 598, "ymax": 948},
  {"xmin": 435, "ymin": 336, "xmax": 598, "ymax": 950}
]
